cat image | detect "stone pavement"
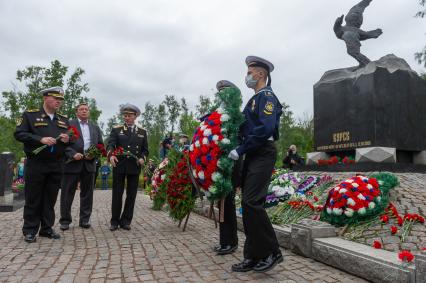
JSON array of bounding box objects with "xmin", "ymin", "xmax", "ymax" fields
[{"xmin": 0, "ymin": 191, "xmax": 366, "ymax": 283}]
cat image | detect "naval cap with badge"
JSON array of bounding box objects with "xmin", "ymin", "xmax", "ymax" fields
[
  {"xmin": 120, "ymin": 103, "xmax": 141, "ymax": 116},
  {"xmin": 216, "ymin": 80, "xmax": 239, "ymax": 92},
  {"xmin": 40, "ymin": 86, "xmax": 65, "ymax": 99},
  {"xmin": 245, "ymin": 56, "xmax": 274, "ymax": 86}
]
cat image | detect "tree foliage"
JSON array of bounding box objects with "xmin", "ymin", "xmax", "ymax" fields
[{"xmin": 415, "ymin": 0, "xmax": 426, "ymax": 67}]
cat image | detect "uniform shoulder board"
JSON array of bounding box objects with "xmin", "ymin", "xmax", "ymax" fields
[
  {"xmin": 264, "ymin": 91, "xmax": 274, "ymax": 97},
  {"xmin": 26, "ymin": 109, "xmax": 40, "ymax": 113},
  {"xmin": 113, "ymin": 124, "xmax": 124, "ymax": 129},
  {"xmin": 57, "ymin": 113, "xmax": 68, "ymax": 118},
  {"xmin": 136, "ymin": 125, "xmax": 145, "ymax": 131}
]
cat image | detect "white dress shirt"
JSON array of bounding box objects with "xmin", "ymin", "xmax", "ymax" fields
[{"xmin": 79, "ymin": 119, "xmax": 91, "ymax": 151}]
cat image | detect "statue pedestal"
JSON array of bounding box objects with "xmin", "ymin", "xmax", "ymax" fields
[{"xmin": 313, "ymin": 55, "xmax": 426, "ymax": 163}]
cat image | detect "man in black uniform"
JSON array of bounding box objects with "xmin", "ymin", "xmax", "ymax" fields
[
  {"xmin": 108, "ymin": 104, "xmax": 149, "ymax": 231},
  {"xmin": 228, "ymin": 56, "xmax": 283, "ymax": 272},
  {"xmin": 212, "ymin": 80, "xmax": 242, "ymax": 256},
  {"xmin": 60, "ymin": 103, "xmax": 104, "ymax": 230},
  {"xmin": 14, "ymin": 86, "xmax": 70, "ymax": 243}
]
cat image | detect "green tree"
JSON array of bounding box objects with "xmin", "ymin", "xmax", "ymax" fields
[
  {"xmin": 195, "ymin": 95, "xmax": 212, "ymax": 118},
  {"xmin": 164, "ymin": 95, "xmax": 181, "ymax": 134},
  {"xmin": 2, "ymin": 60, "xmax": 101, "ymax": 121},
  {"xmin": 179, "ymin": 98, "xmax": 198, "ymax": 138},
  {"xmin": 415, "ymin": 0, "xmax": 426, "ymax": 67},
  {"xmin": 0, "ymin": 115, "xmax": 25, "ymax": 159}
]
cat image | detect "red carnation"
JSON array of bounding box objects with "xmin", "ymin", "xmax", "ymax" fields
[
  {"xmin": 373, "ymin": 240, "xmax": 382, "ymax": 249},
  {"xmin": 380, "ymin": 215, "xmax": 389, "ymax": 224},
  {"xmin": 398, "ymin": 250, "xmax": 414, "ymax": 262},
  {"xmin": 397, "ymin": 216, "xmax": 404, "ymax": 226},
  {"xmin": 391, "ymin": 225, "xmax": 398, "ymax": 235}
]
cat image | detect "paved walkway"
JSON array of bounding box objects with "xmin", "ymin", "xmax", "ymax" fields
[{"xmin": 0, "ymin": 191, "xmax": 366, "ymax": 283}]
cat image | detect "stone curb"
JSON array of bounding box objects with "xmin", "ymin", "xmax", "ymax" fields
[{"xmin": 193, "ymin": 202, "xmax": 422, "ymax": 283}]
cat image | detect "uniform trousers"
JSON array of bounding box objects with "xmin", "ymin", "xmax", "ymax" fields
[
  {"xmin": 22, "ymin": 159, "xmax": 62, "ymax": 235},
  {"xmin": 241, "ymin": 142, "xmax": 279, "ymax": 260}
]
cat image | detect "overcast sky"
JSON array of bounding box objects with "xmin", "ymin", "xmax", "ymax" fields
[{"xmin": 0, "ymin": 0, "xmax": 425, "ymax": 124}]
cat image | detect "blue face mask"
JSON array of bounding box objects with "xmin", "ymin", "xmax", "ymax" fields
[{"xmin": 245, "ymin": 74, "xmax": 257, "ymax": 89}]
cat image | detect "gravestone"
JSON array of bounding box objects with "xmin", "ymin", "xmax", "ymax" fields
[
  {"xmin": 312, "ymin": 54, "xmax": 426, "ymax": 164},
  {"xmin": 0, "ymin": 152, "xmax": 14, "ymax": 196}
]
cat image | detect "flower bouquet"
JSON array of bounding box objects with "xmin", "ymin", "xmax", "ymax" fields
[
  {"xmin": 151, "ymin": 157, "xmax": 169, "ymax": 210},
  {"xmin": 85, "ymin": 143, "xmax": 107, "ymax": 159},
  {"xmin": 32, "ymin": 125, "xmax": 80, "ymax": 155},
  {"xmin": 110, "ymin": 146, "xmax": 140, "ymax": 166}
]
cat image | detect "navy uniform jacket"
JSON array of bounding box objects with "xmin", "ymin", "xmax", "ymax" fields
[
  {"xmin": 237, "ymin": 86, "xmax": 283, "ymax": 156},
  {"xmin": 107, "ymin": 125, "xmax": 149, "ymax": 175},
  {"xmin": 14, "ymin": 108, "xmax": 70, "ymax": 161}
]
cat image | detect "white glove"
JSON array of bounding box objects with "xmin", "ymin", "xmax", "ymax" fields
[{"xmin": 228, "ymin": 149, "xmax": 239, "ymax": 161}]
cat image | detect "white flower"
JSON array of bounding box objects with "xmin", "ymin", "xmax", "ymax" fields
[
  {"xmin": 344, "ymin": 208, "xmax": 354, "ymax": 217},
  {"xmin": 368, "ymin": 202, "xmax": 376, "ymax": 209},
  {"xmin": 326, "ymin": 207, "xmax": 332, "ymax": 214},
  {"xmin": 221, "ymin": 138, "xmax": 230, "ymax": 144},
  {"xmin": 283, "ymin": 186, "xmax": 295, "ymax": 195},
  {"xmin": 376, "ymin": 196, "xmax": 382, "ymax": 203},
  {"xmin": 203, "ymin": 129, "xmax": 212, "ymax": 136},
  {"xmin": 347, "ymin": 198, "xmax": 356, "ymax": 206},
  {"xmin": 339, "ymin": 188, "xmax": 347, "ymax": 194},
  {"xmin": 333, "ymin": 208, "xmax": 343, "ymax": 215},
  {"xmin": 212, "ymin": 172, "xmax": 222, "ymax": 182},
  {"xmin": 366, "ymin": 184, "xmax": 373, "ymax": 189},
  {"xmin": 346, "ymin": 179, "xmax": 354, "ymax": 183},
  {"xmin": 216, "ymin": 107, "xmax": 224, "ymax": 114},
  {"xmin": 352, "ymin": 183, "xmax": 359, "ymax": 188},
  {"xmin": 212, "ymin": 135, "xmax": 219, "ymax": 141},
  {"xmin": 198, "ymin": 171, "xmax": 205, "ymax": 180},
  {"xmin": 200, "ymin": 125, "xmax": 207, "ymax": 131},
  {"xmin": 358, "ymin": 207, "xmax": 367, "ymax": 215},
  {"xmin": 161, "ymin": 175, "xmax": 165, "ymax": 180},
  {"xmin": 192, "ymin": 169, "xmax": 197, "ymax": 177},
  {"xmin": 220, "ymin": 114, "xmax": 230, "ymax": 122},
  {"xmin": 278, "ymin": 178, "xmax": 285, "ymax": 185},
  {"xmin": 195, "ymin": 141, "xmax": 200, "ymax": 148},
  {"xmin": 189, "ymin": 144, "xmax": 194, "ymax": 151},
  {"xmin": 378, "ymin": 180, "xmax": 384, "ymax": 186},
  {"xmin": 272, "ymin": 186, "xmax": 286, "ymax": 197},
  {"xmin": 334, "ymin": 186, "xmax": 340, "ymax": 191},
  {"xmin": 204, "ymin": 191, "xmax": 211, "ymax": 197},
  {"xmin": 221, "ymin": 128, "xmax": 227, "ymax": 133},
  {"xmin": 357, "ymin": 194, "xmax": 366, "ymax": 200},
  {"xmin": 202, "ymin": 137, "xmax": 209, "ymax": 145}
]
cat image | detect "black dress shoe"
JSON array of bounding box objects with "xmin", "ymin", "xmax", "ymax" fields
[
  {"xmin": 231, "ymin": 259, "xmax": 257, "ymax": 272},
  {"xmin": 60, "ymin": 224, "xmax": 69, "ymax": 231},
  {"xmin": 253, "ymin": 251, "xmax": 283, "ymax": 273},
  {"xmin": 213, "ymin": 245, "xmax": 221, "ymax": 252},
  {"xmin": 79, "ymin": 222, "xmax": 91, "ymax": 229},
  {"xmin": 216, "ymin": 245, "xmax": 238, "ymax": 255},
  {"xmin": 24, "ymin": 234, "xmax": 36, "ymax": 243},
  {"xmin": 110, "ymin": 225, "xmax": 118, "ymax": 231},
  {"xmin": 120, "ymin": 224, "xmax": 131, "ymax": 230},
  {"xmin": 39, "ymin": 229, "xmax": 61, "ymax": 239}
]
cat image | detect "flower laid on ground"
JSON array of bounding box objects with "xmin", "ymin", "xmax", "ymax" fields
[
  {"xmin": 317, "ymin": 156, "xmax": 355, "ymax": 166},
  {"xmin": 32, "ymin": 125, "xmax": 80, "ymax": 154},
  {"xmin": 373, "ymin": 240, "xmax": 382, "ymax": 249},
  {"xmin": 380, "ymin": 215, "xmax": 389, "ymax": 224},
  {"xmin": 320, "ymin": 173, "xmax": 399, "ymax": 226},
  {"xmin": 166, "ymin": 152, "xmax": 195, "ymax": 221},
  {"xmin": 400, "ymin": 212, "xmax": 425, "ymax": 242},
  {"xmin": 391, "ymin": 225, "xmax": 398, "ymax": 235},
  {"xmin": 188, "ymin": 86, "xmax": 243, "ymax": 201},
  {"xmin": 398, "ymin": 250, "xmax": 414, "ymax": 263}
]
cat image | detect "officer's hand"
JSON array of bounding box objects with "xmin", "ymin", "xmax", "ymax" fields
[
  {"xmin": 228, "ymin": 149, "xmax": 239, "ymax": 161},
  {"xmin": 59, "ymin": 133, "xmax": 70, "ymax": 143},
  {"xmin": 85, "ymin": 154, "xmax": 94, "ymax": 160},
  {"xmin": 138, "ymin": 158, "xmax": 145, "ymax": 166},
  {"xmin": 74, "ymin": 153, "xmax": 84, "ymax": 160},
  {"xmin": 110, "ymin": 156, "xmax": 118, "ymax": 167},
  {"xmin": 41, "ymin": 137, "xmax": 57, "ymax": 146}
]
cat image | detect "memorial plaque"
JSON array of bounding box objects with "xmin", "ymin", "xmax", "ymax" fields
[
  {"xmin": 0, "ymin": 153, "xmax": 15, "ymax": 196},
  {"xmin": 314, "ymin": 55, "xmax": 426, "ymax": 153}
]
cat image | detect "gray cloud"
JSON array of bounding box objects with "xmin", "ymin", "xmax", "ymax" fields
[{"xmin": 0, "ymin": 0, "xmax": 425, "ymax": 124}]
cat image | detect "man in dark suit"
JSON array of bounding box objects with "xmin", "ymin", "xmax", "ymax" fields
[
  {"xmin": 107, "ymin": 103, "xmax": 149, "ymax": 231},
  {"xmin": 59, "ymin": 103, "xmax": 104, "ymax": 230},
  {"xmin": 14, "ymin": 86, "xmax": 70, "ymax": 243}
]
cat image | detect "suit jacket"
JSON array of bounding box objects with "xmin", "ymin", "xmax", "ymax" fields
[
  {"xmin": 64, "ymin": 119, "xmax": 104, "ymax": 174},
  {"xmin": 107, "ymin": 125, "xmax": 149, "ymax": 175}
]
